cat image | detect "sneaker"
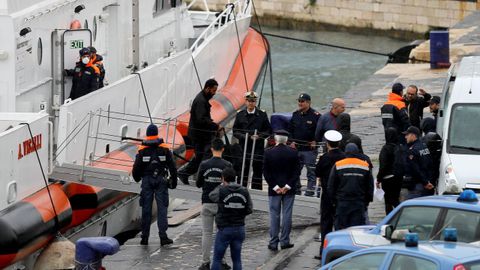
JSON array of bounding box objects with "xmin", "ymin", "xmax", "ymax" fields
[
  {"xmin": 221, "ymin": 262, "xmax": 231, "ymax": 270},
  {"xmin": 178, "ymin": 174, "xmax": 190, "ymax": 185},
  {"xmin": 280, "ymin": 243, "xmax": 294, "ymax": 250},
  {"xmin": 314, "ymin": 255, "xmax": 322, "ymax": 260},
  {"xmin": 160, "ymin": 237, "xmax": 173, "ymax": 246},
  {"xmin": 198, "ymin": 262, "xmax": 210, "ymax": 270},
  {"xmin": 140, "ymin": 237, "xmax": 148, "ymax": 245}
]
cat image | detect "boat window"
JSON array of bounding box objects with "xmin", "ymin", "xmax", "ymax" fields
[
  {"xmin": 448, "ymin": 104, "xmax": 480, "ymax": 155},
  {"xmin": 153, "ymin": 0, "xmax": 171, "ymax": 16},
  {"xmin": 93, "ymin": 16, "xmax": 98, "ymax": 41},
  {"xmin": 37, "ymin": 37, "xmax": 43, "ymax": 65}
]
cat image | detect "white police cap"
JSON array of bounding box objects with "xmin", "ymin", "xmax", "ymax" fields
[{"xmin": 324, "ymin": 130, "xmax": 342, "ymax": 142}]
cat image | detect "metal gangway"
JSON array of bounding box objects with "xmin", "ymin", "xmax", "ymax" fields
[{"xmin": 50, "ymin": 109, "xmax": 321, "ymax": 217}]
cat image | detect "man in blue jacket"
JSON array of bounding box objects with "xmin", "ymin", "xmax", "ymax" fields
[{"xmin": 263, "ymin": 130, "xmax": 300, "ymax": 251}]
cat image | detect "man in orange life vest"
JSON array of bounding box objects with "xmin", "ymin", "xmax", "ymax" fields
[
  {"xmin": 88, "ymin": 46, "xmax": 106, "ymax": 88},
  {"xmin": 380, "ymin": 83, "xmax": 410, "ymax": 143},
  {"xmin": 132, "ymin": 124, "xmax": 177, "ymax": 246},
  {"xmin": 65, "ymin": 47, "xmax": 100, "ymax": 100}
]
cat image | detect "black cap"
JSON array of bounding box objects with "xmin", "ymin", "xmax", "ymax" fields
[
  {"xmin": 146, "ymin": 124, "xmax": 158, "ymax": 136},
  {"xmin": 430, "ymin": 96, "xmax": 441, "ymax": 104},
  {"xmin": 392, "ymin": 83, "xmax": 405, "ymax": 94},
  {"xmin": 88, "ymin": 46, "xmax": 97, "ymax": 54},
  {"xmin": 274, "ymin": 129, "xmax": 289, "ymax": 136},
  {"xmin": 402, "ymin": 126, "xmax": 421, "ymax": 137},
  {"xmin": 298, "ymin": 93, "xmax": 311, "ymax": 101},
  {"xmin": 79, "ymin": 47, "xmax": 90, "ymax": 56}
]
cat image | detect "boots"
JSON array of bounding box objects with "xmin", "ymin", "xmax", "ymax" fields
[{"xmin": 160, "ymin": 237, "xmax": 173, "ymax": 246}]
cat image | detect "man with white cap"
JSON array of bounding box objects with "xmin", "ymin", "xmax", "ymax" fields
[
  {"xmin": 263, "ymin": 129, "xmax": 300, "ymax": 251},
  {"xmin": 314, "ymin": 130, "xmax": 345, "ymax": 260}
]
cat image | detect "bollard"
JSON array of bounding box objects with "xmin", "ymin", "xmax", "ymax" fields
[
  {"xmin": 430, "ymin": 30, "xmax": 450, "ymax": 69},
  {"xmin": 75, "ymin": 237, "xmax": 120, "ymax": 270}
]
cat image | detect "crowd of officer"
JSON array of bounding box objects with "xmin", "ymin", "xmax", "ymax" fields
[
  {"xmin": 131, "ymin": 79, "xmax": 443, "ymax": 269},
  {"xmin": 65, "ymin": 47, "xmax": 106, "ymax": 100}
]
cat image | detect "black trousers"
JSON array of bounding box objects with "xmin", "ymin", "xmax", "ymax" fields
[
  {"xmin": 180, "ymin": 141, "xmax": 211, "ymax": 176},
  {"xmin": 239, "ymin": 156, "xmax": 263, "ymax": 190},
  {"xmin": 319, "ymin": 189, "xmax": 334, "ymax": 256},
  {"xmin": 382, "ymin": 177, "xmax": 402, "ymax": 215},
  {"xmin": 334, "ymin": 201, "xmax": 365, "ymax": 230}
]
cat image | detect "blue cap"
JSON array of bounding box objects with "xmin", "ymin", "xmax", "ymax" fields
[
  {"xmin": 298, "ymin": 93, "xmax": 311, "ymax": 101},
  {"xmin": 146, "ymin": 124, "xmax": 158, "ymax": 136},
  {"xmin": 457, "ymin": 189, "xmax": 478, "ymax": 202},
  {"xmin": 444, "ymin": 228, "xmax": 457, "ymax": 242},
  {"xmin": 405, "ymin": 233, "xmax": 418, "ymax": 247},
  {"xmin": 274, "ymin": 129, "xmax": 289, "ymax": 136}
]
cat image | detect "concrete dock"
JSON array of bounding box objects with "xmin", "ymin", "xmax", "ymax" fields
[{"xmin": 103, "ymin": 11, "xmax": 480, "ymax": 270}]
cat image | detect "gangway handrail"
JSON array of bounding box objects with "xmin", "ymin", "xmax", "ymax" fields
[{"xmin": 189, "ymin": 0, "xmax": 250, "ymax": 53}]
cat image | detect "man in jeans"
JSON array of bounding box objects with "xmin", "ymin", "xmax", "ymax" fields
[
  {"xmin": 209, "ymin": 167, "xmax": 253, "ymax": 270},
  {"xmin": 196, "ymin": 139, "xmax": 232, "ymax": 270}
]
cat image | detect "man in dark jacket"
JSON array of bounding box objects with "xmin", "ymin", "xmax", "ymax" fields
[
  {"xmin": 404, "ymin": 85, "xmax": 432, "ymax": 128},
  {"xmin": 209, "ymin": 167, "xmax": 252, "ymax": 270},
  {"xmin": 337, "ymin": 113, "xmax": 363, "ymax": 153},
  {"xmin": 328, "ymin": 143, "xmax": 373, "ymax": 230},
  {"xmin": 429, "ymin": 96, "xmax": 441, "ymax": 130},
  {"xmin": 377, "ymin": 127, "xmax": 402, "ymax": 215},
  {"xmin": 403, "ymin": 126, "xmax": 434, "ymax": 199},
  {"xmin": 179, "ymin": 79, "xmax": 220, "ymax": 184},
  {"xmin": 65, "ymin": 47, "xmax": 100, "ymax": 100},
  {"xmin": 88, "ymin": 46, "xmax": 106, "ymax": 88},
  {"xmin": 288, "ymin": 93, "xmax": 320, "ymax": 196},
  {"xmin": 420, "ymin": 118, "xmax": 442, "ymax": 188},
  {"xmin": 314, "ymin": 130, "xmax": 344, "ymax": 260},
  {"xmin": 263, "ymin": 130, "xmax": 300, "ymax": 251},
  {"xmin": 315, "ymin": 98, "xmax": 345, "ymax": 142},
  {"xmin": 132, "ymin": 124, "xmax": 177, "ymax": 246},
  {"xmin": 381, "ymin": 83, "xmax": 410, "ymax": 142},
  {"xmin": 232, "ymin": 91, "xmax": 271, "ymax": 190},
  {"xmin": 196, "ymin": 139, "xmax": 232, "ymax": 270}
]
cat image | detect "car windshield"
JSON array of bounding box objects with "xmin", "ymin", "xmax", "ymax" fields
[
  {"xmin": 448, "ymin": 104, "xmax": 480, "ymax": 154},
  {"xmin": 435, "ymin": 209, "xmax": 480, "ymax": 242},
  {"xmin": 464, "ymin": 260, "xmax": 480, "ymax": 270},
  {"xmin": 390, "ymin": 207, "xmax": 441, "ymax": 240}
]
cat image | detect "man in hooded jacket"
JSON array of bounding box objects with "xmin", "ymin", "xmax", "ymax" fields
[
  {"xmin": 337, "ymin": 113, "xmax": 363, "ymax": 154},
  {"xmin": 376, "ymin": 127, "xmax": 402, "ymax": 215},
  {"xmin": 381, "ymin": 83, "xmax": 410, "ymax": 143}
]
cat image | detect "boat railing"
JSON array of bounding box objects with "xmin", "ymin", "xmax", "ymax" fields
[{"xmin": 189, "ymin": 0, "xmax": 251, "ymax": 53}]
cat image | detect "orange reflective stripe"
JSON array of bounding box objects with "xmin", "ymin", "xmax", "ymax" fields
[{"xmin": 335, "ymin": 158, "xmax": 369, "ymax": 171}]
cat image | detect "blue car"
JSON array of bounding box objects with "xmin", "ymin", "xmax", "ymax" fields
[
  {"xmin": 321, "ymin": 191, "xmax": 480, "ymax": 265},
  {"xmin": 319, "ymin": 239, "xmax": 480, "ymax": 270}
]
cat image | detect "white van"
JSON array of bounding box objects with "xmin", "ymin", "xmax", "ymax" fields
[{"xmin": 437, "ymin": 56, "xmax": 480, "ymax": 194}]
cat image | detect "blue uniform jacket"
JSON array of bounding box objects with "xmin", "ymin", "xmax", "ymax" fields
[
  {"xmin": 288, "ymin": 108, "xmax": 320, "ymax": 151},
  {"xmin": 263, "ymin": 144, "xmax": 300, "ymax": 196}
]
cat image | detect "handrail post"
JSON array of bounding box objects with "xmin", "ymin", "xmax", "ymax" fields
[
  {"xmin": 247, "ymin": 129, "xmax": 258, "ymax": 189},
  {"xmin": 80, "ymin": 111, "xmax": 93, "ymax": 182},
  {"xmin": 240, "ymin": 132, "xmax": 249, "ymax": 186}
]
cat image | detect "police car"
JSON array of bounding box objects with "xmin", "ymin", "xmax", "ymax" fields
[
  {"xmin": 319, "ymin": 230, "xmax": 480, "ymax": 270},
  {"xmin": 321, "ymin": 190, "xmax": 480, "ymax": 266}
]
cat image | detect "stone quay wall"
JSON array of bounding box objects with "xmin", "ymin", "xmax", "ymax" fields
[{"xmin": 194, "ymin": 0, "xmax": 480, "ymax": 38}]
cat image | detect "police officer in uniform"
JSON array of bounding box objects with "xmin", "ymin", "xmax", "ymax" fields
[
  {"xmin": 402, "ymin": 126, "xmax": 434, "ymax": 199},
  {"xmin": 381, "ymin": 83, "xmax": 410, "ymax": 142},
  {"xmin": 328, "ymin": 143, "xmax": 373, "ymax": 230},
  {"xmin": 232, "ymin": 91, "xmax": 271, "ymax": 190},
  {"xmin": 132, "ymin": 124, "xmax": 177, "ymax": 246},
  {"xmin": 314, "ymin": 130, "xmax": 345, "ymax": 260},
  {"xmin": 288, "ymin": 93, "xmax": 320, "ymax": 196},
  {"xmin": 65, "ymin": 47, "xmax": 100, "ymax": 100}
]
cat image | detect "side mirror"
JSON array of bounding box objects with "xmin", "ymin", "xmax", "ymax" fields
[{"xmin": 381, "ymin": 224, "xmax": 393, "ymax": 240}]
